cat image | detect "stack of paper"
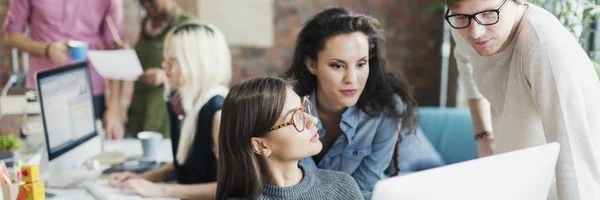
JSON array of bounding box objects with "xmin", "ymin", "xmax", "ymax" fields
[{"xmin": 87, "ymin": 50, "xmax": 144, "ymax": 81}]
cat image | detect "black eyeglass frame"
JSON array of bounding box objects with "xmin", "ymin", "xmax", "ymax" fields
[{"xmin": 444, "ymin": 0, "xmax": 510, "ymax": 29}]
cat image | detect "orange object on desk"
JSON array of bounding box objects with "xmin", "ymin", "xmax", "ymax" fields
[
  {"xmin": 16, "ymin": 185, "xmax": 30, "ymax": 200},
  {"xmin": 20, "ymin": 181, "xmax": 44, "ymax": 200}
]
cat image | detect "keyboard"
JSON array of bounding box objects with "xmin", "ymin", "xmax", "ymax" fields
[
  {"xmin": 82, "ymin": 179, "xmax": 177, "ymax": 200},
  {"xmin": 46, "ymin": 169, "xmax": 101, "ymax": 188}
]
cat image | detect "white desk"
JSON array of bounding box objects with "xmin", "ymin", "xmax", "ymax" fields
[
  {"xmin": 19, "ymin": 120, "xmax": 173, "ymax": 199},
  {"xmin": 44, "ymin": 139, "xmax": 173, "ymax": 200},
  {"xmin": 15, "ymin": 99, "xmax": 174, "ymax": 199}
]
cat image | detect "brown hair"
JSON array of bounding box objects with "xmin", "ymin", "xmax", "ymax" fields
[
  {"xmin": 216, "ymin": 76, "xmax": 295, "ymax": 200},
  {"xmin": 284, "ymin": 7, "xmax": 417, "ymax": 176}
]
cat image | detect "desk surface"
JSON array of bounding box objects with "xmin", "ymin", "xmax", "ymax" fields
[
  {"xmin": 45, "ymin": 139, "xmax": 173, "ymax": 200},
  {"xmin": 17, "ymin": 100, "xmax": 174, "ymax": 200}
]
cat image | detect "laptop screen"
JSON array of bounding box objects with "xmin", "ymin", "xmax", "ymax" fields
[{"xmin": 37, "ymin": 62, "xmax": 97, "ymax": 160}]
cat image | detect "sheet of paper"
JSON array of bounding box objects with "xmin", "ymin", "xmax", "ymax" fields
[{"xmin": 87, "ymin": 49, "xmax": 144, "ymax": 80}]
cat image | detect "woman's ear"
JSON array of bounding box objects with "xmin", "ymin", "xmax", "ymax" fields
[
  {"xmin": 251, "ymin": 138, "xmax": 272, "ymax": 157},
  {"xmin": 305, "ymin": 57, "xmax": 317, "ymax": 75}
]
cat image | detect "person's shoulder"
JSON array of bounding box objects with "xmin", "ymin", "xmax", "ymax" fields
[
  {"xmin": 208, "ymin": 95, "xmax": 225, "ymax": 105},
  {"xmin": 375, "ymin": 94, "xmax": 404, "ymax": 118},
  {"xmin": 518, "ymin": 4, "xmax": 574, "ymax": 47},
  {"xmin": 199, "ymin": 95, "xmax": 225, "ymax": 115},
  {"xmin": 172, "ymin": 10, "xmax": 197, "ymax": 26},
  {"xmin": 313, "ymin": 168, "xmax": 354, "ymax": 182},
  {"xmin": 511, "ymin": 4, "xmax": 584, "ymax": 64},
  {"xmin": 312, "ymin": 168, "xmax": 357, "ymax": 188},
  {"xmin": 312, "ymin": 168, "xmax": 363, "ymax": 199},
  {"xmin": 353, "ymin": 96, "xmax": 402, "ymax": 131}
]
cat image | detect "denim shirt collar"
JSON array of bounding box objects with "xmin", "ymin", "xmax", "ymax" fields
[{"xmin": 310, "ymin": 90, "xmax": 360, "ymax": 142}]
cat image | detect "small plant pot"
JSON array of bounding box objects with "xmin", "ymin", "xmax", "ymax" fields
[{"xmin": 0, "ymin": 151, "xmax": 18, "ymax": 167}]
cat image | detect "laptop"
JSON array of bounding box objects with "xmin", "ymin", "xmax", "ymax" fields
[{"xmin": 372, "ymin": 143, "xmax": 560, "ymax": 200}]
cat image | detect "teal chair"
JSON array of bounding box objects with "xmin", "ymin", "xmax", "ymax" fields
[{"xmin": 418, "ymin": 107, "xmax": 478, "ymax": 165}]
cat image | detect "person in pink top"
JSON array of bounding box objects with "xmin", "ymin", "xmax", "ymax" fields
[{"xmin": 3, "ymin": 0, "xmax": 126, "ymax": 139}]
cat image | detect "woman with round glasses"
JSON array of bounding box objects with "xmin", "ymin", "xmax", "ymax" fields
[
  {"xmin": 445, "ymin": 0, "xmax": 600, "ymax": 199},
  {"xmin": 217, "ymin": 76, "xmax": 363, "ymax": 200},
  {"xmin": 285, "ymin": 7, "xmax": 424, "ymax": 199}
]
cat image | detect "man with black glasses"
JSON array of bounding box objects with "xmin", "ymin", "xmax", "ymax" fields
[{"xmin": 445, "ymin": 0, "xmax": 600, "ymax": 199}]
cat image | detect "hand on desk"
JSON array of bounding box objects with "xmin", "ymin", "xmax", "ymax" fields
[
  {"xmin": 120, "ymin": 178, "xmax": 168, "ymax": 197},
  {"xmin": 108, "ymin": 171, "xmax": 140, "ymax": 186},
  {"xmin": 109, "ymin": 173, "xmax": 167, "ymax": 198}
]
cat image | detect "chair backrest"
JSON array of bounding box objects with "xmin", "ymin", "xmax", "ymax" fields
[{"xmin": 418, "ymin": 107, "xmax": 477, "ymax": 164}]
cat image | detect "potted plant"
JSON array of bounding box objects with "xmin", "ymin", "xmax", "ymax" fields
[{"xmin": 0, "ymin": 135, "xmax": 21, "ymax": 167}]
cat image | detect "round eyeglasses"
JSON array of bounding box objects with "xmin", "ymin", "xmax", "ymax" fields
[{"xmin": 268, "ymin": 95, "xmax": 314, "ymax": 132}]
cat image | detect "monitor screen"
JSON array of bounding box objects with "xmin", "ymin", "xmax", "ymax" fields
[{"xmin": 37, "ymin": 63, "xmax": 97, "ymax": 160}]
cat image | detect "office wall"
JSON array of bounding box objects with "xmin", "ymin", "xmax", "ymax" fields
[{"xmin": 0, "ymin": 0, "xmax": 454, "ymax": 106}]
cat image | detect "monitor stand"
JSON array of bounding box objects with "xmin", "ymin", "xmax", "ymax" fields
[
  {"xmin": 40, "ymin": 136, "xmax": 103, "ymax": 188},
  {"xmin": 44, "ymin": 168, "xmax": 101, "ymax": 188}
]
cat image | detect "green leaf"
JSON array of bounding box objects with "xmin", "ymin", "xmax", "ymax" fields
[{"xmin": 0, "ymin": 135, "xmax": 21, "ymax": 151}]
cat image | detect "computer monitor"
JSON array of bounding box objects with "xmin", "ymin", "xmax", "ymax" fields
[
  {"xmin": 372, "ymin": 143, "xmax": 560, "ymax": 200},
  {"xmin": 36, "ymin": 62, "xmax": 101, "ymax": 177}
]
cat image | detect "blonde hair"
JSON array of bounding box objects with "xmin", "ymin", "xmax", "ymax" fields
[{"xmin": 164, "ymin": 21, "xmax": 232, "ymax": 164}]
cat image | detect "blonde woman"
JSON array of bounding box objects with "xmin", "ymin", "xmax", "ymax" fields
[{"xmin": 109, "ymin": 21, "xmax": 231, "ymax": 199}]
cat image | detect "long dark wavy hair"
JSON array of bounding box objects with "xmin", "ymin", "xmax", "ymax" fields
[
  {"xmin": 216, "ymin": 77, "xmax": 294, "ymax": 200},
  {"xmin": 284, "ymin": 7, "xmax": 418, "ymax": 175}
]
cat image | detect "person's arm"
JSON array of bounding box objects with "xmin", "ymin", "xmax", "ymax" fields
[
  {"xmin": 397, "ymin": 127, "xmax": 445, "ymax": 172},
  {"xmin": 3, "ymin": 0, "xmax": 35, "ymax": 53},
  {"xmin": 104, "ymin": 77, "xmax": 125, "ymax": 139},
  {"xmin": 109, "ymin": 163, "xmax": 174, "ymax": 186},
  {"xmin": 6, "ymin": 33, "xmax": 68, "ymax": 64},
  {"xmin": 102, "ymin": 0, "xmax": 127, "ymax": 139},
  {"xmin": 119, "ymin": 80, "xmax": 135, "ymax": 120},
  {"xmin": 526, "ymin": 43, "xmax": 600, "ymax": 200},
  {"xmin": 102, "ymin": 0, "xmax": 124, "ymax": 50},
  {"xmin": 338, "ymin": 173, "xmax": 364, "ymax": 200},
  {"xmin": 467, "ymin": 98, "xmax": 494, "ymax": 157},
  {"xmin": 451, "ymin": 30, "xmax": 495, "ymax": 157},
  {"xmin": 5, "ymin": 33, "xmax": 46, "ymax": 56},
  {"xmin": 3, "ymin": 0, "xmax": 69, "ymax": 64},
  {"xmin": 117, "ymin": 164, "xmax": 217, "ymax": 199},
  {"xmin": 161, "ymin": 182, "xmax": 217, "ymax": 200},
  {"xmin": 140, "ymin": 163, "xmax": 175, "ymax": 182},
  {"xmin": 211, "ymin": 111, "xmax": 222, "ymax": 157},
  {"xmin": 120, "ymin": 178, "xmax": 217, "ymax": 199},
  {"xmin": 350, "ymin": 115, "xmax": 399, "ymax": 199},
  {"xmin": 153, "ymin": 109, "xmax": 221, "ymax": 199}
]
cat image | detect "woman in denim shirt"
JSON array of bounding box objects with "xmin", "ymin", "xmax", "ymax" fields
[{"xmin": 285, "ymin": 7, "xmax": 419, "ymax": 199}]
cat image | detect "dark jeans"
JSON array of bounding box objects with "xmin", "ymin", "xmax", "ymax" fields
[{"xmin": 93, "ymin": 95, "xmax": 106, "ymax": 120}]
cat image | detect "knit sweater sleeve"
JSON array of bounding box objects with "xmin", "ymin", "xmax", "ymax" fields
[
  {"xmin": 338, "ymin": 172, "xmax": 364, "ymax": 200},
  {"xmin": 524, "ymin": 41, "xmax": 600, "ymax": 200},
  {"xmin": 317, "ymin": 169, "xmax": 364, "ymax": 200}
]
